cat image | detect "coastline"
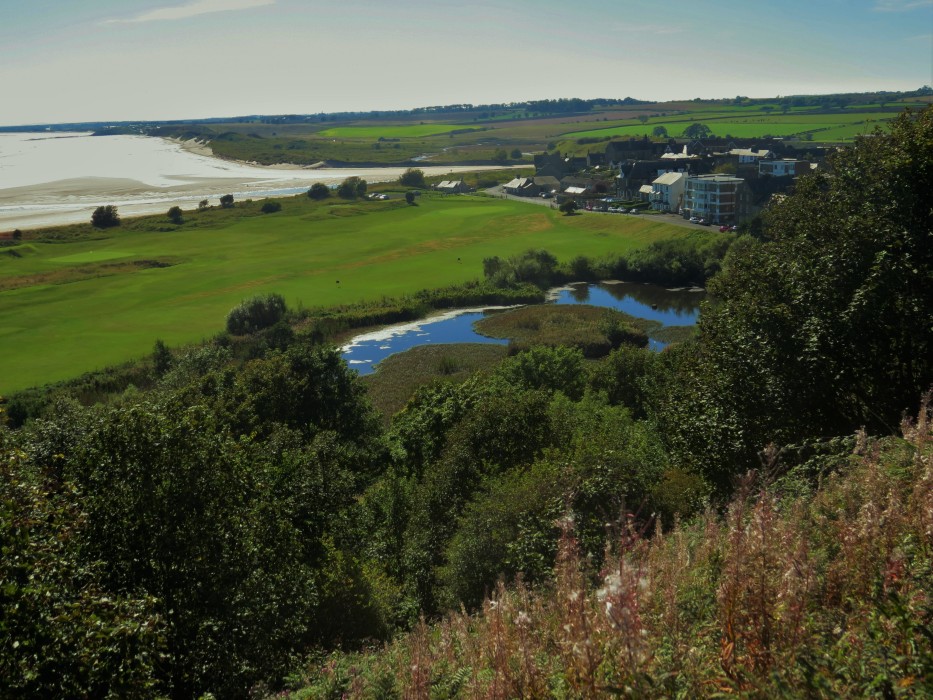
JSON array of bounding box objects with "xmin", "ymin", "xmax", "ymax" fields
[{"xmin": 0, "ymin": 134, "xmax": 522, "ymax": 231}]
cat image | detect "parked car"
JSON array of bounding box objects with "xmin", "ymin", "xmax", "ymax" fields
[
  {"xmin": 720, "ymin": 225, "xmax": 730, "ymax": 232},
  {"xmin": 689, "ymin": 216, "xmax": 702, "ymax": 224},
  {"xmin": 699, "ymin": 219, "xmax": 710, "ymax": 226},
  {"xmin": 629, "ymin": 208, "xmax": 639, "ymax": 214}
]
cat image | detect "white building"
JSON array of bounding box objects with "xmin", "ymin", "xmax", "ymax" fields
[
  {"xmin": 729, "ymin": 147, "xmax": 775, "ymax": 164},
  {"xmin": 649, "ymin": 171, "xmax": 685, "ymax": 213}
]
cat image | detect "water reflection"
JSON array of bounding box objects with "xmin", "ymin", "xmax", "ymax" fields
[
  {"xmin": 342, "ymin": 282, "xmax": 704, "ymax": 374},
  {"xmin": 555, "ymin": 283, "xmax": 703, "ymax": 327}
]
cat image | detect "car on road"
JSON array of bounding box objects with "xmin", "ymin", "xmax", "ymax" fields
[
  {"xmin": 689, "ymin": 216, "xmax": 702, "ymax": 224},
  {"xmin": 629, "ymin": 208, "xmax": 639, "ymax": 214}
]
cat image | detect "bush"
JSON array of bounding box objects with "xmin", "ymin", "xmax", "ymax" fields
[
  {"xmin": 308, "ymin": 182, "xmax": 330, "ymax": 200},
  {"xmin": 225, "ymin": 293, "xmax": 287, "ymax": 335},
  {"xmin": 260, "ymin": 201, "xmax": 282, "ymax": 214},
  {"xmin": 90, "ymin": 205, "xmax": 120, "ymax": 228},
  {"xmin": 219, "ymin": 194, "xmax": 234, "ymax": 208},
  {"xmin": 399, "ymin": 168, "xmax": 425, "ymax": 188},
  {"xmin": 167, "ymin": 206, "xmax": 184, "ymax": 224},
  {"xmin": 337, "ymin": 177, "xmax": 367, "ymax": 199}
]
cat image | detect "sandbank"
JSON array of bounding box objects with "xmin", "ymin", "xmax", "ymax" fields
[{"xmin": 0, "ymin": 135, "xmax": 522, "ymax": 231}]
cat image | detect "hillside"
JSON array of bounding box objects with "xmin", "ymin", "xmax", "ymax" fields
[{"xmin": 0, "ymin": 108, "xmax": 929, "ymax": 699}]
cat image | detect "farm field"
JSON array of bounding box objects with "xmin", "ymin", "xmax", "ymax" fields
[
  {"xmin": 191, "ymin": 98, "xmax": 926, "ymax": 167},
  {"xmin": 0, "ymin": 194, "xmax": 688, "ymax": 393},
  {"xmin": 560, "ymin": 110, "xmax": 899, "ymax": 141}
]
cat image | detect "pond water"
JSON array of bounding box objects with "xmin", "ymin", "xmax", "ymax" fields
[{"xmin": 341, "ymin": 282, "xmax": 704, "ymax": 375}]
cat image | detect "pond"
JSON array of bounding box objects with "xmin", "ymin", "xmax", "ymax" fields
[{"xmin": 341, "ymin": 282, "xmax": 705, "ymax": 375}]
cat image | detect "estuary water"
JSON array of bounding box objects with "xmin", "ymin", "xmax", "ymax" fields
[
  {"xmin": 0, "ymin": 132, "xmax": 509, "ymax": 230},
  {"xmin": 341, "ymin": 282, "xmax": 704, "ymax": 374}
]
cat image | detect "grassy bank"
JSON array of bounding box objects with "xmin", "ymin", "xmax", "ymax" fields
[{"xmin": 0, "ymin": 193, "xmax": 688, "ymax": 393}]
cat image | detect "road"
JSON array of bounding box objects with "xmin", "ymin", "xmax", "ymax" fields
[{"xmin": 483, "ymin": 185, "xmax": 715, "ymax": 231}]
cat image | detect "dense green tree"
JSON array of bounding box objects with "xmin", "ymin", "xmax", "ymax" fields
[
  {"xmin": 225, "ymin": 293, "xmax": 287, "ymax": 335},
  {"xmin": 91, "ymin": 204, "xmax": 120, "ymax": 228},
  {"xmin": 662, "ymin": 108, "xmax": 933, "ymax": 488},
  {"xmin": 260, "ymin": 200, "xmax": 282, "ymax": 213},
  {"xmin": 307, "ymin": 182, "xmax": 331, "ymax": 200},
  {"xmin": 405, "ymin": 190, "xmax": 416, "ymax": 205},
  {"xmin": 167, "ymin": 205, "xmax": 184, "ymax": 224},
  {"xmin": 559, "ymin": 199, "xmax": 577, "ymax": 215},
  {"xmin": 219, "ymin": 193, "xmax": 234, "ymax": 208},
  {"xmin": 337, "ymin": 176, "xmax": 367, "ymax": 199},
  {"xmin": 652, "ymin": 125, "xmax": 668, "ymax": 138},
  {"xmin": 682, "ymin": 122, "xmax": 712, "ymax": 139},
  {"xmin": 198, "ymin": 199, "xmax": 209, "ymax": 210},
  {"xmin": 0, "ymin": 452, "xmax": 164, "ymax": 696},
  {"xmin": 510, "ymin": 147, "xmax": 522, "ymax": 159},
  {"xmin": 12, "ymin": 228, "xmax": 22, "ymax": 240},
  {"xmin": 398, "ymin": 167, "xmax": 425, "ymax": 188}
]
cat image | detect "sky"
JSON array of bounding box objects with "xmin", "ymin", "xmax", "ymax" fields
[{"xmin": 1, "ymin": 0, "xmax": 931, "ymax": 126}]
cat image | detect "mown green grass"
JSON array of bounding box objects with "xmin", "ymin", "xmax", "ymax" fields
[{"xmin": 0, "ymin": 195, "xmax": 688, "ymax": 393}]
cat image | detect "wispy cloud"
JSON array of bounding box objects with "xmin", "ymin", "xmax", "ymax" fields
[
  {"xmin": 105, "ymin": 0, "xmax": 275, "ymax": 24},
  {"xmin": 874, "ymin": 0, "xmax": 933, "ymax": 11}
]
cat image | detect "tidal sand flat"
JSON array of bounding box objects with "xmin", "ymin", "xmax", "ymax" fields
[{"xmin": 0, "ymin": 133, "xmax": 514, "ymax": 230}]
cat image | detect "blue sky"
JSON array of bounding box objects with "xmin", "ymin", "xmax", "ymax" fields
[{"xmin": 0, "ymin": 0, "xmax": 930, "ymax": 125}]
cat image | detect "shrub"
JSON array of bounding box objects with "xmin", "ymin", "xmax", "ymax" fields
[
  {"xmin": 308, "ymin": 182, "xmax": 331, "ymax": 200},
  {"xmin": 219, "ymin": 194, "xmax": 234, "ymax": 208},
  {"xmin": 399, "ymin": 168, "xmax": 426, "ymax": 188},
  {"xmin": 225, "ymin": 293, "xmax": 287, "ymax": 335},
  {"xmin": 90, "ymin": 205, "xmax": 120, "ymax": 228},
  {"xmin": 167, "ymin": 205, "xmax": 184, "ymax": 224},
  {"xmin": 260, "ymin": 200, "xmax": 282, "ymax": 214}
]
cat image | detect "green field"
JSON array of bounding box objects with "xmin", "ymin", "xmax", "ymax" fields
[
  {"xmin": 0, "ymin": 195, "xmax": 689, "ymax": 393},
  {"xmin": 317, "ymin": 124, "xmax": 481, "ymax": 139},
  {"xmin": 561, "ymin": 110, "xmax": 898, "ymax": 142}
]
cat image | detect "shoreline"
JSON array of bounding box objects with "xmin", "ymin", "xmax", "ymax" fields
[{"xmin": 0, "ymin": 134, "xmax": 523, "ymax": 231}]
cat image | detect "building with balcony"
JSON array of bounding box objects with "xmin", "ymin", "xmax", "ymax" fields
[{"xmin": 683, "ymin": 174, "xmax": 746, "ymax": 224}]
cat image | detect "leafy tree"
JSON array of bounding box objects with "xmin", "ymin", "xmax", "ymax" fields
[
  {"xmin": 198, "ymin": 199, "xmax": 209, "ymax": 210},
  {"xmin": 167, "ymin": 205, "xmax": 184, "ymax": 224},
  {"xmin": 510, "ymin": 148, "xmax": 522, "ymax": 159},
  {"xmin": 91, "ymin": 204, "xmax": 120, "ymax": 228},
  {"xmin": 219, "ymin": 193, "xmax": 234, "ymax": 208},
  {"xmin": 405, "ymin": 190, "xmax": 416, "ymax": 205},
  {"xmin": 682, "ymin": 122, "xmax": 712, "ymax": 139},
  {"xmin": 307, "ymin": 182, "xmax": 331, "ymax": 200},
  {"xmin": 226, "ymin": 293, "xmax": 287, "ymax": 335},
  {"xmin": 0, "ymin": 451, "xmax": 164, "ymax": 697},
  {"xmin": 12, "ymin": 228, "xmax": 22, "ymax": 240},
  {"xmin": 559, "ymin": 199, "xmax": 577, "ymax": 215},
  {"xmin": 662, "ymin": 107, "xmax": 933, "ymax": 488},
  {"xmin": 637, "ymin": 115, "xmax": 649, "ymax": 124},
  {"xmin": 399, "ymin": 168, "xmax": 426, "ymax": 188},
  {"xmin": 260, "ymin": 200, "xmax": 282, "ymax": 213},
  {"xmin": 494, "ymin": 148, "xmax": 509, "ymax": 163},
  {"xmin": 652, "ymin": 125, "xmax": 668, "ymax": 138},
  {"xmin": 337, "ymin": 176, "xmax": 366, "ymax": 199}
]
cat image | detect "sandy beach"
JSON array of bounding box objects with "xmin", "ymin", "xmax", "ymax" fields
[{"xmin": 0, "ymin": 133, "xmax": 518, "ymax": 231}]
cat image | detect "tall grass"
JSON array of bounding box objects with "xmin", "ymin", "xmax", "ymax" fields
[{"xmin": 292, "ymin": 399, "xmax": 933, "ymax": 698}]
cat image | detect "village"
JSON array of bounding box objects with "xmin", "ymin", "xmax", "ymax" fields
[{"xmin": 436, "ymin": 135, "xmax": 824, "ymax": 227}]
